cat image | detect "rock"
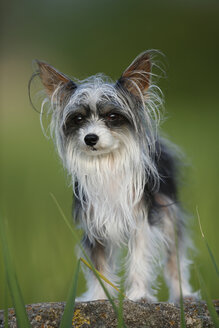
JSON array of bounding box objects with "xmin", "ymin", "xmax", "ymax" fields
[{"xmin": 0, "ymin": 299, "xmax": 218, "ymax": 327}]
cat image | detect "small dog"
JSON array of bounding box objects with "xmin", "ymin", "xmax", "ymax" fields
[{"xmin": 35, "ymin": 51, "xmax": 196, "ymax": 302}]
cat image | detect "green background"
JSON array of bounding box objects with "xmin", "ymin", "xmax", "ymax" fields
[{"xmin": 1, "ymin": 0, "xmax": 219, "ymax": 307}]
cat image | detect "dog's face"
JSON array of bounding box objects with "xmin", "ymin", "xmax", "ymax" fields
[
  {"xmin": 37, "ymin": 52, "xmax": 153, "ymax": 157},
  {"xmin": 62, "ymin": 100, "xmax": 133, "ymax": 155}
]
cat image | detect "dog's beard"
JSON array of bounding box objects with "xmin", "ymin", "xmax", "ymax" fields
[{"xmin": 65, "ymin": 132, "xmax": 146, "ymax": 244}]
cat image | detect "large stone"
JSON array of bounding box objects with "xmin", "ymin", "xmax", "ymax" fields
[{"xmin": 0, "ymin": 299, "xmax": 218, "ymax": 327}]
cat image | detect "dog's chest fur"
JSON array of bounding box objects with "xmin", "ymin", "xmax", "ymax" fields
[{"xmin": 73, "ymin": 148, "xmax": 146, "ymax": 244}]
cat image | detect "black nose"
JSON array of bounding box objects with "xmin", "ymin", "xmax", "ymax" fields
[{"xmin": 84, "ymin": 134, "xmax": 99, "ymax": 146}]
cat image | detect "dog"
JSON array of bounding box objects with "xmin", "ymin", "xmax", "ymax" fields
[{"xmin": 34, "ymin": 51, "xmax": 197, "ymax": 302}]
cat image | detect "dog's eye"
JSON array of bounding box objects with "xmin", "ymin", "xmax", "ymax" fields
[
  {"xmin": 73, "ymin": 114, "xmax": 84, "ymax": 124},
  {"xmin": 107, "ymin": 113, "xmax": 121, "ymax": 121}
]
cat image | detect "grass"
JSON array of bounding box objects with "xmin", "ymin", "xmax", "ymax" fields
[
  {"xmin": 196, "ymin": 268, "xmax": 219, "ymax": 328},
  {"xmin": 117, "ymin": 276, "xmax": 126, "ymax": 328},
  {"xmin": 4, "ymin": 286, "xmax": 9, "ymax": 328},
  {"xmin": 0, "ymin": 216, "xmax": 31, "ymax": 328},
  {"xmin": 196, "ymin": 207, "xmax": 219, "ymax": 277},
  {"xmin": 195, "ymin": 207, "xmax": 219, "ymax": 328},
  {"xmin": 174, "ymin": 223, "xmax": 186, "ymax": 328},
  {"xmin": 59, "ymin": 259, "xmax": 80, "ymax": 328}
]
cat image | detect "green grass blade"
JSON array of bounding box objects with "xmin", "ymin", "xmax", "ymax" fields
[
  {"xmin": 80, "ymin": 257, "xmax": 126, "ymax": 297},
  {"xmin": 179, "ymin": 290, "xmax": 186, "ymax": 328},
  {"xmin": 196, "ymin": 268, "xmax": 219, "ymax": 328},
  {"xmin": 4, "ymin": 282, "xmax": 9, "ymax": 328},
  {"xmin": 59, "ymin": 259, "xmax": 80, "ymax": 328},
  {"xmin": 80, "ymin": 257, "xmax": 127, "ymax": 327},
  {"xmin": 50, "ymin": 193, "xmax": 125, "ymax": 324},
  {"xmin": 205, "ymin": 240, "xmax": 219, "ymax": 277},
  {"xmin": 4, "ymin": 308, "xmax": 9, "ymax": 328},
  {"xmin": 0, "ymin": 216, "xmax": 31, "ymax": 328},
  {"xmin": 117, "ymin": 277, "xmax": 125, "ymax": 328},
  {"xmin": 174, "ymin": 223, "xmax": 186, "ymax": 328},
  {"xmin": 197, "ymin": 207, "xmax": 219, "ymax": 277}
]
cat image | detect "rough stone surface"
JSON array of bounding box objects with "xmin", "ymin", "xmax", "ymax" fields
[{"xmin": 0, "ymin": 299, "xmax": 218, "ymax": 327}]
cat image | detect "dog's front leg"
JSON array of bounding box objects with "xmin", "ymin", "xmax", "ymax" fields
[
  {"xmin": 125, "ymin": 220, "xmax": 159, "ymax": 302},
  {"xmin": 76, "ymin": 235, "xmax": 119, "ymax": 301}
]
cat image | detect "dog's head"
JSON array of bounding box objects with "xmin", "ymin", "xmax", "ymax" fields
[{"xmin": 37, "ymin": 52, "xmax": 161, "ymax": 158}]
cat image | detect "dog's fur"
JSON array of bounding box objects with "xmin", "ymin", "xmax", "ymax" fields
[{"xmin": 35, "ymin": 51, "xmax": 196, "ymax": 302}]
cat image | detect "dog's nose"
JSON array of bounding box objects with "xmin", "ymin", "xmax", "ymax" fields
[{"xmin": 84, "ymin": 134, "xmax": 99, "ymax": 146}]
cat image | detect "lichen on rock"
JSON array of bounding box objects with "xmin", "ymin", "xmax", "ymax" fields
[{"xmin": 0, "ymin": 299, "xmax": 218, "ymax": 327}]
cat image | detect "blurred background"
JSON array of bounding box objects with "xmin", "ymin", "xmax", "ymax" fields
[{"xmin": 1, "ymin": 0, "xmax": 219, "ymax": 308}]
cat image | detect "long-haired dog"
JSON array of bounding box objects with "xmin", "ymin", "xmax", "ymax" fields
[{"xmin": 34, "ymin": 51, "xmax": 197, "ymax": 302}]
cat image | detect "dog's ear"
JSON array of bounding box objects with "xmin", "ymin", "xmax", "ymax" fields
[
  {"xmin": 36, "ymin": 60, "xmax": 77, "ymax": 97},
  {"xmin": 117, "ymin": 52, "xmax": 151, "ymax": 97}
]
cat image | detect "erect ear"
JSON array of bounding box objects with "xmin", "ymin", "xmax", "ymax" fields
[
  {"xmin": 117, "ymin": 52, "xmax": 151, "ymax": 97},
  {"xmin": 36, "ymin": 60, "xmax": 77, "ymax": 97}
]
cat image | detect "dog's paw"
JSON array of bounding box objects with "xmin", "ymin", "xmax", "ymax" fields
[
  {"xmin": 126, "ymin": 289, "xmax": 157, "ymax": 302},
  {"xmin": 183, "ymin": 290, "xmax": 201, "ymax": 302},
  {"xmin": 76, "ymin": 290, "xmax": 109, "ymax": 302},
  {"xmin": 168, "ymin": 290, "xmax": 201, "ymax": 304}
]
